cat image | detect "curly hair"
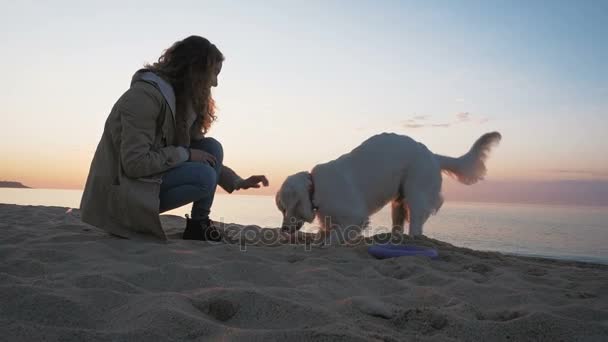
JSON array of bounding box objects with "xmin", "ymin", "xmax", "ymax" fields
[{"xmin": 145, "ymin": 35, "xmax": 224, "ymax": 146}]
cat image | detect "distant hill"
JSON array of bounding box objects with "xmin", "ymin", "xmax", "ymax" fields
[{"xmin": 0, "ymin": 181, "xmax": 30, "ymax": 188}]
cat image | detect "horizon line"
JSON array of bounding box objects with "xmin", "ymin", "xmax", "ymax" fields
[{"xmin": 2, "ymin": 187, "xmax": 607, "ymax": 209}]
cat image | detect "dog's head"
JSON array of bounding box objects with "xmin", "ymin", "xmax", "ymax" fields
[{"xmin": 275, "ymin": 171, "xmax": 316, "ymax": 232}]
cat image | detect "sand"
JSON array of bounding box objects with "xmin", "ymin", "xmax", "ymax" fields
[{"xmin": 1, "ymin": 203, "xmax": 607, "ymax": 341}]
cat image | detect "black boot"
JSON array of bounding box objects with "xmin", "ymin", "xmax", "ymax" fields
[{"xmin": 183, "ymin": 217, "xmax": 223, "ymax": 242}]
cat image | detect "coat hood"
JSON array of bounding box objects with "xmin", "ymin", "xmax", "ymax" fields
[{"xmin": 131, "ymin": 69, "xmax": 176, "ymax": 119}]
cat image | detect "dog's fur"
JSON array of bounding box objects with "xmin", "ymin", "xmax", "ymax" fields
[{"xmin": 275, "ymin": 132, "xmax": 501, "ymax": 241}]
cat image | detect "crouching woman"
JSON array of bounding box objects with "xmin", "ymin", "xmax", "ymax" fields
[{"xmin": 80, "ymin": 35, "xmax": 268, "ymax": 241}]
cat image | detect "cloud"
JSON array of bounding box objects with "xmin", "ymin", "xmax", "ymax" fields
[
  {"xmin": 456, "ymin": 112, "xmax": 471, "ymax": 122},
  {"xmin": 455, "ymin": 98, "xmax": 465, "ymax": 103},
  {"xmin": 543, "ymin": 169, "xmax": 608, "ymax": 178},
  {"xmin": 402, "ymin": 112, "xmax": 488, "ymax": 129}
]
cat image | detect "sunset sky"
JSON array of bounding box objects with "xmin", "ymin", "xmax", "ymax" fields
[{"xmin": 1, "ymin": 1, "xmax": 606, "ymax": 204}]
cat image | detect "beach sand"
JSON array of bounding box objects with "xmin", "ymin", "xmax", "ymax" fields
[{"xmin": 1, "ymin": 203, "xmax": 607, "ymax": 341}]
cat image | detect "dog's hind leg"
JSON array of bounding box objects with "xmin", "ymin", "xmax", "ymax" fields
[{"xmin": 391, "ymin": 199, "xmax": 407, "ymax": 234}]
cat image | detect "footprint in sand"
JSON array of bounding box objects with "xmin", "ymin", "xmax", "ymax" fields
[
  {"xmin": 206, "ymin": 298, "xmax": 239, "ymax": 321},
  {"xmin": 286, "ymin": 254, "xmax": 306, "ymax": 263},
  {"xmin": 376, "ymin": 263, "xmax": 423, "ymax": 280},
  {"xmin": 392, "ymin": 308, "xmax": 449, "ymax": 333},
  {"xmin": 525, "ymin": 267, "xmax": 548, "ymax": 276},
  {"xmin": 72, "ymin": 274, "xmax": 141, "ymax": 294},
  {"xmin": 190, "ymin": 289, "xmax": 332, "ymax": 329},
  {"xmin": 478, "ymin": 309, "xmax": 526, "ymax": 322},
  {"xmin": 565, "ymin": 292, "xmax": 598, "ymax": 299},
  {"xmin": 352, "ymin": 296, "xmax": 396, "ymax": 319},
  {"xmin": 464, "ymin": 263, "xmax": 493, "ymax": 275}
]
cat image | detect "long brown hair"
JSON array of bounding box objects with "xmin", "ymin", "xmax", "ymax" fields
[{"xmin": 145, "ymin": 35, "xmax": 224, "ymax": 145}]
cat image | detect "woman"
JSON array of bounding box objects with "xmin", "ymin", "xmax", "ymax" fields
[{"xmin": 80, "ymin": 36, "xmax": 268, "ymax": 241}]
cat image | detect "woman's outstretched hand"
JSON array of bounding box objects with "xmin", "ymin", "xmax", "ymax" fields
[{"xmin": 237, "ymin": 175, "xmax": 269, "ymax": 190}]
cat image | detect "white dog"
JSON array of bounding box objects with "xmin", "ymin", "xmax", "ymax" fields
[{"xmin": 275, "ymin": 132, "xmax": 501, "ymax": 241}]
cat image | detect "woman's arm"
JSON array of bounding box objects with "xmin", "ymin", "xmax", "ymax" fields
[
  {"xmin": 218, "ymin": 165, "xmax": 244, "ymax": 193},
  {"xmin": 218, "ymin": 165, "xmax": 269, "ymax": 193},
  {"xmin": 118, "ymin": 85, "xmax": 189, "ymax": 178}
]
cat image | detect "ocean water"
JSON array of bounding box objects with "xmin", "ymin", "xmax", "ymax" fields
[{"xmin": 1, "ymin": 188, "xmax": 607, "ymax": 264}]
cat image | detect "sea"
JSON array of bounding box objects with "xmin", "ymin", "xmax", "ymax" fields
[{"xmin": 1, "ymin": 188, "xmax": 607, "ymax": 264}]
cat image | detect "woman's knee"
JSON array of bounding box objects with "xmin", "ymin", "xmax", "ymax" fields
[
  {"xmin": 203, "ymin": 137, "xmax": 224, "ymax": 163},
  {"xmin": 191, "ymin": 137, "xmax": 223, "ymax": 164},
  {"xmin": 194, "ymin": 163, "xmax": 218, "ymax": 190}
]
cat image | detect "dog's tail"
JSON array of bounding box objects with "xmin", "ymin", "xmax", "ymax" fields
[{"xmin": 434, "ymin": 132, "xmax": 502, "ymax": 185}]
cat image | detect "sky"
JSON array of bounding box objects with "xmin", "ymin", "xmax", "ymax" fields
[{"xmin": 0, "ymin": 0, "xmax": 607, "ymax": 205}]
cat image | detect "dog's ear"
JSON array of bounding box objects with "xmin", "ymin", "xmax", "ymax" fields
[
  {"xmin": 277, "ymin": 180, "xmax": 298, "ymax": 207},
  {"xmin": 294, "ymin": 193, "xmax": 315, "ymax": 223},
  {"xmin": 278, "ymin": 173, "xmax": 315, "ymax": 227},
  {"xmin": 293, "ymin": 174, "xmax": 315, "ymax": 223}
]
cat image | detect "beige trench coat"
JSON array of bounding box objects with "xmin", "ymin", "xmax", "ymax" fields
[{"xmin": 79, "ymin": 71, "xmax": 242, "ymax": 240}]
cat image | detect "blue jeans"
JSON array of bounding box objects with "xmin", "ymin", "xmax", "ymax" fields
[{"xmin": 158, "ymin": 137, "xmax": 223, "ymax": 220}]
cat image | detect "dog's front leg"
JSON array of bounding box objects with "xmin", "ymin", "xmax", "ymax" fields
[{"xmin": 340, "ymin": 219, "xmax": 367, "ymax": 247}]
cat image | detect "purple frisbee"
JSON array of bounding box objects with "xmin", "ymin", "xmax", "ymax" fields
[{"xmin": 368, "ymin": 244, "xmax": 438, "ymax": 259}]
